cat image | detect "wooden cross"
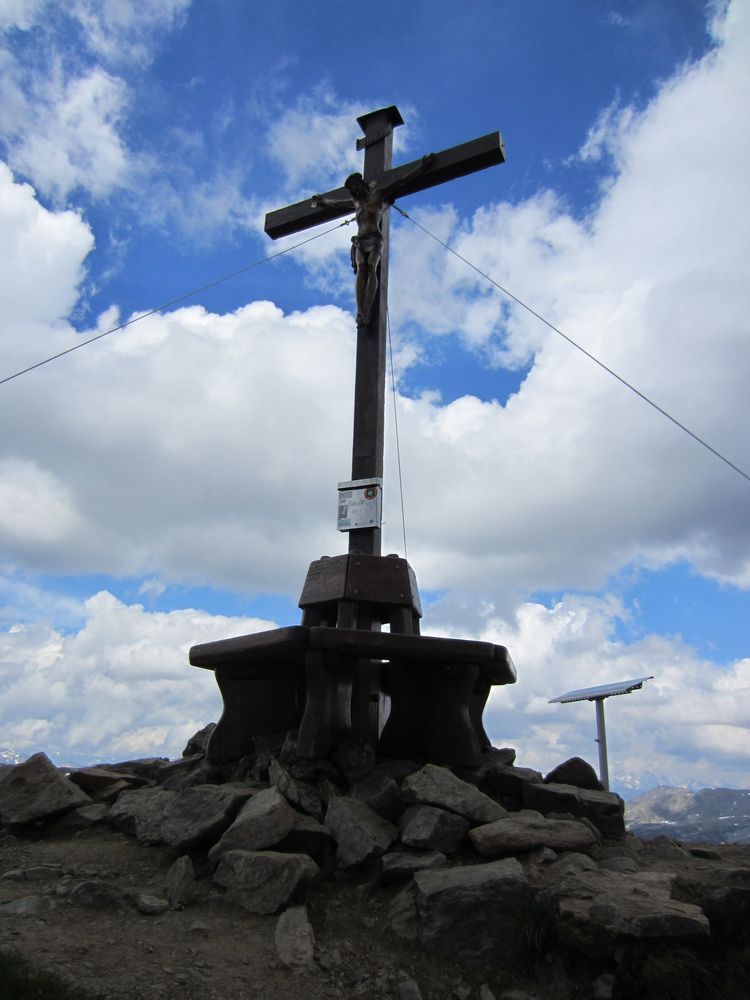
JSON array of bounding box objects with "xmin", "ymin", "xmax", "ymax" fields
[{"xmin": 264, "ymin": 106, "xmax": 505, "ymax": 558}]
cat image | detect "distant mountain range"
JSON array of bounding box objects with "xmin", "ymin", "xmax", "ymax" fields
[{"xmin": 626, "ymin": 785, "xmax": 750, "ymax": 843}]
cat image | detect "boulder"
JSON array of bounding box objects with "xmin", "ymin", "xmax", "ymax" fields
[
  {"xmin": 556, "ymin": 869, "xmax": 709, "ymax": 957},
  {"xmin": 332, "ymin": 739, "xmax": 376, "ymax": 785},
  {"xmin": 380, "ymin": 850, "xmax": 448, "ymax": 884},
  {"xmin": 544, "ymin": 757, "xmax": 604, "ymax": 791},
  {"xmin": 68, "ymin": 879, "xmax": 130, "ymax": 910},
  {"xmin": 522, "ymin": 781, "xmax": 624, "ymax": 838},
  {"xmin": 469, "ymin": 810, "xmax": 598, "ymax": 856},
  {"xmin": 213, "ymin": 850, "xmax": 319, "ymax": 914},
  {"xmin": 702, "ymin": 885, "xmax": 750, "ymax": 944},
  {"xmin": 160, "ymin": 785, "xmax": 250, "ymax": 850},
  {"xmin": 0, "ymin": 752, "xmax": 90, "ymax": 825},
  {"xmin": 67, "ymin": 766, "xmax": 150, "ymax": 798},
  {"xmin": 350, "ymin": 770, "xmax": 403, "ymax": 821},
  {"xmin": 109, "ymin": 787, "xmax": 173, "ymax": 843},
  {"xmin": 110, "ymin": 785, "xmax": 247, "ymax": 849},
  {"xmin": 208, "ymin": 786, "xmax": 296, "ymax": 866},
  {"xmin": 136, "ymin": 893, "xmax": 169, "ymax": 915},
  {"xmin": 324, "ymin": 796, "xmax": 397, "ymax": 868},
  {"xmin": 269, "ymin": 759, "xmax": 323, "ymax": 821},
  {"xmin": 167, "ymin": 855, "xmax": 196, "ymax": 907},
  {"xmin": 414, "ymin": 858, "xmax": 532, "ymax": 966},
  {"xmin": 456, "ymin": 760, "xmax": 542, "ymax": 799},
  {"xmin": 399, "ymin": 803, "xmax": 469, "ymax": 853},
  {"xmin": 51, "ymin": 802, "xmax": 109, "ymax": 832},
  {"xmin": 402, "ymin": 764, "xmax": 506, "ymax": 824},
  {"xmin": 0, "ymin": 895, "xmax": 54, "ymax": 917},
  {"xmin": 274, "ymin": 904, "xmax": 315, "ymax": 967},
  {"xmin": 182, "ymin": 722, "xmax": 216, "ymax": 756},
  {"xmin": 276, "ymin": 811, "xmax": 336, "ymax": 871}
]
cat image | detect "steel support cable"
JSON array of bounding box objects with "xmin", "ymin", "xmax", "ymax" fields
[
  {"xmin": 393, "ymin": 204, "xmax": 750, "ymax": 486},
  {"xmin": 0, "ymin": 218, "xmax": 355, "ymax": 388},
  {"xmin": 386, "ymin": 305, "xmax": 409, "ymax": 561}
]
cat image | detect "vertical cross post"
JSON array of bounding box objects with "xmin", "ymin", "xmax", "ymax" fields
[{"xmin": 348, "ymin": 106, "xmax": 404, "ymax": 557}]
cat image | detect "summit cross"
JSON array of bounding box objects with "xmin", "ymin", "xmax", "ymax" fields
[{"xmin": 264, "ymin": 106, "xmax": 505, "ymax": 557}]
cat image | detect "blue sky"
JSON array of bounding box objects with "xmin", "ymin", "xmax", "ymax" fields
[{"xmin": 1, "ymin": 0, "xmax": 748, "ymax": 791}]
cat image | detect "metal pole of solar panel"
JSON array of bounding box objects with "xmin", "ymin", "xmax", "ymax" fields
[{"xmin": 594, "ymin": 697, "xmax": 609, "ymax": 791}]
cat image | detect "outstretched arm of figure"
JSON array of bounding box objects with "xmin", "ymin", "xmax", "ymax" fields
[
  {"xmin": 311, "ymin": 193, "xmax": 354, "ymax": 209},
  {"xmin": 380, "ymin": 153, "xmax": 435, "ymax": 203}
]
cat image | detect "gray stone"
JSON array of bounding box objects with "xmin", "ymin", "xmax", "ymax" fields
[
  {"xmin": 213, "ymin": 850, "xmax": 319, "ymax": 914},
  {"xmin": 182, "ymin": 722, "xmax": 217, "ymax": 756},
  {"xmin": 0, "ymin": 752, "xmax": 90, "ymax": 825},
  {"xmin": 110, "ymin": 784, "xmax": 246, "ymax": 849},
  {"xmin": 350, "ymin": 770, "xmax": 403, "ymax": 821},
  {"xmin": 703, "ymin": 886, "xmax": 750, "ymax": 945},
  {"xmin": 478, "ymin": 986, "xmax": 497, "ymax": 1000},
  {"xmin": 387, "ymin": 884, "xmax": 419, "ymax": 941},
  {"xmin": 553, "ymin": 852, "xmax": 598, "ymax": 875},
  {"xmin": 469, "ymin": 810, "xmax": 598, "ymax": 856},
  {"xmin": 276, "ymin": 811, "xmax": 335, "ymax": 871},
  {"xmin": 51, "ymin": 802, "xmax": 109, "ymax": 832},
  {"xmin": 160, "ymin": 784, "xmax": 248, "ymax": 850},
  {"xmin": 544, "ymin": 757, "xmax": 604, "ymax": 791},
  {"xmin": 1, "ymin": 864, "xmax": 62, "ymax": 882},
  {"xmin": 158, "ymin": 755, "xmax": 217, "ymax": 791},
  {"xmin": 136, "ymin": 893, "xmax": 170, "ymax": 915},
  {"xmin": 522, "ymin": 781, "xmax": 624, "ymax": 838},
  {"xmin": 399, "ymin": 803, "xmax": 469, "ymax": 853},
  {"xmin": 459, "ymin": 761, "xmax": 543, "ymax": 798},
  {"xmin": 593, "ymin": 973, "xmax": 615, "ymax": 1000},
  {"xmin": 208, "ymin": 786, "xmax": 296, "ymax": 866},
  {"xmin": 556, "ymin": 869, "xmax": 709, "ymax": 957},
  {"xmin": 332, "ymin": 739, "xmax": 375, "ymax": 785},
  {"xmin": 380, "ymin": 849, "xmax": 448, "ymax": 884},
  {"xmin": 414, "ymin": 858, "xmax": 531, "ymax": 966},
  {"xmin": 269, "ymin": 759, "xmax": 323, "ymax": 821},
  {"xmin": 109, "ymin": 787, "xmax": 173, "ymax": 842},
  {"xmin": 166, "ymin": 855, "xmax": 195, "ymax": 907},
  {"xmin": 98, "ymin": 757, "xmax": 169, "ymax": 781},
  {"xmin": 68, "ymin": 879, "xmax": 129, "ymax": 910},
  {"xmin": 688, "ymin": 846, "xmax": 721, "ymax": 860},
  {"xmin": 0, "ymin": 894, "xmax": 54, "ymax": 917},
  {"xmin": 274, "ymin": 904, "xmax": 315, "ymax": 967},
  {"xmin": 396, "ymin": 974, "xmax": 423, "ymax": 1000},
  {"xmin": 402, "ymin": 764, "xmax": 507, "ymax": 824},
  {"xmin": 726, "ymin": 868, "xmax": 750, "ymax": 887},
  {"xmin": 598, "ymin": 855, "xmax": 640, "ymax": 873},
  {"xmin": 530, "ymin": 847, "xmax": 558, "ymax": 865},
  {"xmin": 642, "ymin": 835, "xmax": 689, "ymax": 860},
  {"xmin": 324, "ymin": 796, "xmax": 397, "ymax": 868},
  {"xmin": 67, "ymin": 766, "xmax": 149, "ymax": 798}
]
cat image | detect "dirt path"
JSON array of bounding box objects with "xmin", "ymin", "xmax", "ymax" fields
[{"xmin": 0, "ymin": 826, "xmax": 501, "ymax": 1000}]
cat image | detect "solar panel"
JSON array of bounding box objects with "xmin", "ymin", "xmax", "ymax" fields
[{"xmin": 548, "ymin": 675, "xmax": 654, "ymax": 704}]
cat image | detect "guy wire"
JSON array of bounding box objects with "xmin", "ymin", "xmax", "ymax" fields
[
  {"xmin": 386, "ymin": 305, "xmax": 409, "ymax": 561},
  {"xmin": 0, "ymin": 218, "xmax": 355, "ymax": 388},
  {"xmin": 393, "ymin": 204, "xmax": 750, "ymax": 487}
]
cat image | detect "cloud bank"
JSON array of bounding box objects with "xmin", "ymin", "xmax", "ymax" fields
[{"xmin": 0, "ymin": 1, "xmax": 748, "ymax": 784}]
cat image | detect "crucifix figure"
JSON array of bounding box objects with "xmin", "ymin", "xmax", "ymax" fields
[{"xmin": 311, "ymin": 156, "xmax": 434, "ymax": 326}]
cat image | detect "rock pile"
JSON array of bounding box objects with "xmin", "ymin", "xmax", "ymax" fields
[{"xmin": 1, "ymin": 734, "xmax": 749, "ymax": 998}]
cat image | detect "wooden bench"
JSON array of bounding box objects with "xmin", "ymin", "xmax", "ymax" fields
[{"xmin": 190, "ymin": 625, "xmax": 515, "ymax": 765}]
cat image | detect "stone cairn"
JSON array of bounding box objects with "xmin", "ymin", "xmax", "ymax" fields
[{"xmin": 1, "ymin": 732, "xmax": 748, "ymax": 998}]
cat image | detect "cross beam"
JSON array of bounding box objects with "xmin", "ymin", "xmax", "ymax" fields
[
  {"xmin": 264, "ymin": 130, "xmax": 505, "ymax": 240},
  {"xmin": 264, "ymin": 106, "xmax": 505, "ymax": 557}
]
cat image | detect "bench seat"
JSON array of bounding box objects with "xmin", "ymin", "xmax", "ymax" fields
[{"xmin": 190, "ymin": 625, "xmax": 516, "ymax": 764}]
